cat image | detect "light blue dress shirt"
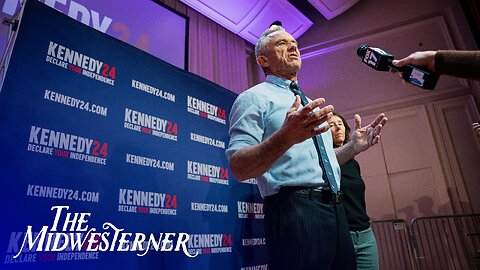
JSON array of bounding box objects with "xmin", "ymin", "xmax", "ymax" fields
[{"xmin": 226, "ymin": 75, "xmax": 341, "ymax": 197}]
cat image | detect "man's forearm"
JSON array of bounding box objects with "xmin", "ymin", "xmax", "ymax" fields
[{"xmin": 229, "ymin": 130, "xmax": 292, "ymax": 181}]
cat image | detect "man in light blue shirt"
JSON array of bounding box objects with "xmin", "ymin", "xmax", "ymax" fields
[
  {"xmin": 226, "ymin": 74, "xmax": 340, "ymax": 197},
  {"xmin": 226, "ymin": 25, "xmax": 386, "ymax": 270}
]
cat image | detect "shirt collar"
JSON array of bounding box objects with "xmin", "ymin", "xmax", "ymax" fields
[{"xmin": 265, "ymin": 75, "xmax": 296, "ymax": 91}]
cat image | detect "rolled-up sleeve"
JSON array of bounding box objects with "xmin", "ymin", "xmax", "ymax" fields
[{"xmin": 225, "ymin": 92, "xmax": 266, "ymax": 159}]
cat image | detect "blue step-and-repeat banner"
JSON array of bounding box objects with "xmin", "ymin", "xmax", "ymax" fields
[{"xmin": 0, "ymin": 1, "xmax": 266, "ymax": 269}]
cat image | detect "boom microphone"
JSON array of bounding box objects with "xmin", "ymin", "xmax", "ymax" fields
[{"xmin": 357, "ymin": 45, "xmax": 439, "ymax": 90}]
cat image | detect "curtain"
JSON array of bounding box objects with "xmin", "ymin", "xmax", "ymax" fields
[{"xmin": 157, "ymin": 0, "xmax": 250, "ymax": 94}]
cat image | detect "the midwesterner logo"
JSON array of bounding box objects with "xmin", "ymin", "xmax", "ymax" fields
[{"xmin": 10, "ymin": 206, "xmax": 197, "ymax": 260}]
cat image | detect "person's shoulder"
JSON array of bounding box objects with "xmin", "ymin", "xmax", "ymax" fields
[
  {"xmin": 236, "ymin": 82, "xmax": 272, "ymax": 101},
  {"xmin": 246, "ymin": 81, "xmax": 272, "ymax": 94},
  {"xmin": 230, "ymin": 84, "xmax": 271, "ymax": 114}
]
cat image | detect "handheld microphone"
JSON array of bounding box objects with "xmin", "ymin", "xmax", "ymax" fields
[{"xmin": 357, "ymin": 45, "xmax": 439, "ymax": 90}]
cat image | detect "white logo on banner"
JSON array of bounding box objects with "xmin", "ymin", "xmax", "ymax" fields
[
  {"xmin": 237, "ymin": 202, "xmax": 264, "ymax": 219},
  {"xmin": 118, "ymin": 189, "xmax": 177, "ymax": 216},
  {"xmin": 187, "ymin": 161, "xmax": 229, "ymax": 185},
  {"xmin": 186, "ymin": 234, "xmax": 232, "ymax": 255},
  {"xmin": 191, "ymin": 202, "xmax": 228, "ymax": 213},
  {"xmin": 131, "ymin": 79, "xmax": 175, "ymax": 102},
  {"xmin": 190, "ymin": 133, "xmax": 225, "ymax": 149},
  {"xmin": 126, "ymin": 153, "xmax": 175, "ymax": 171},
  {"xmin": 46, "ymin": 41, "xmax": 116, "ymax": 86},
  {"xmin": 241, "ymin": 264, "xmax": 269, "ymax": 270},
  {"xmin": 187, "ymin": 96, "xmax": 226, "ymax": 124},
  {"xmin": 27, "ymin": 126, "xmax": 108, "ymax": 165},
  {"xmin": 124, "ymin": 108, "xmax": 178, "ymax": 141}
]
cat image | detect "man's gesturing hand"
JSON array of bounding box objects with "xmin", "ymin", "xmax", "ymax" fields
[{"xmin": 279, "ymin": 95, "xmax": 334, "ymax": 145}]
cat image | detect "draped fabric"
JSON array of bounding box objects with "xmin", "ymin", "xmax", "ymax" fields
[{"xmin": 158, "ymin": 0, "xmax": 250, "ymax": 94}]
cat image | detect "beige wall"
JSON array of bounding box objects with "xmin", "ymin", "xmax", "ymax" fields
[
  {"xmin": 291, "ymin": 0, "xmax": 480, "ymax": 220},
  {"xmin": 161, "ymin": 0, "xmax": 480, "ymax": 220},
  {"xmin": 354, "ymin": 97, "xmax": 480, "ymax": 221}
]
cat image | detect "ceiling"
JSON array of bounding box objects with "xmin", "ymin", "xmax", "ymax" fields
[{"xmin": 179, "ymin": 0, "xmax": 360, "ymax": 44}]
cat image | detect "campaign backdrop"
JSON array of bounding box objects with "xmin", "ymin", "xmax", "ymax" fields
[{"xmin": 0, "ymin": 1, "xmax": 266, "ymax": 269}]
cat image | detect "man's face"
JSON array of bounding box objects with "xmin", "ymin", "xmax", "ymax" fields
[{"xmin": 262, "ymin": 31, "xmax": 301, "ymax": 77}]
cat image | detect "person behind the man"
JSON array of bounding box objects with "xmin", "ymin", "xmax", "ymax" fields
[
  {"xmin": 328, "ymin": 112, "xmax": 381, "ymax": 270},
  {"xmin": 226, "ymin": 25, "xmax": 387, "ymax": 270}
]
